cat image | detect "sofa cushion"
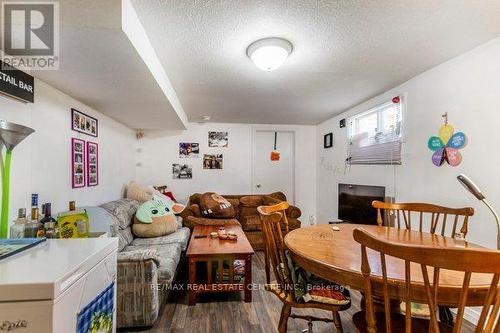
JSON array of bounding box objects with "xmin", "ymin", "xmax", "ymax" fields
[
  {"xmin": 239, "ymin": 215, "xmax": 262, "ymax": 231},
  {"xmin": 268, "ymin": 191, "xmax": 287, "ymax": 201},
  {"xmin": 100, "ymin": 198, "xmax": 139, "ymax": 229},
  {"xmin": 240, "ymin": 215, "xmax": 301, "ymax": 232},
  {"xmin": 286, "ymin": 218, "xmax": 301, "ymax": 230},
  {"xmin": 239, "ymin": 195, "xmax": 263, "ymax": 207},
  {"xmin": 131, "ymin": 227, "xmax": 191, "ymax": 251},
  {"xmin": 199, "ymin": 192, "xmax": 236, "ymax": 218},
  {"xmin": 117, "ymin": 247, "xmax": 160, "ymax": 265},
  {"xmin": 183, "ymin": 216, "xmax": 240, "ymax": 229},
  {"xmin": 123, "ymin": 243, "xmax": 181, "ymax": 284},
  {"xmin": 239, "ymin": 206, "xmax": 258, "ymax": 218},
  {"xmin": 116, "ymin": 227, "xmax": 134, "ymax": 251}
]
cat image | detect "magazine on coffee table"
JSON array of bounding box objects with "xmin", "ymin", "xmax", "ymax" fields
[{"xmin": 0, "ymin": 238, "xmax": 46, "ymax": 260}]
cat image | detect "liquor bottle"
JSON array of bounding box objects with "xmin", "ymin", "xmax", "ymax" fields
[
  {"xmin": 44, "ymin": 221, "xmax": 58, "ymax": 239},
  {"xmin": 9, "ymin": 208, "xmax": 27, "ymax": 238},
  {"xmin": 36, "ymin": 214, "xmax": 46, "ymax": 238},
  {"xmin": 25, "ymin": 207, "xmax": 41, "ymax": 238},
  {"xmin": 40, "ymin": 203, "xmax": 56, "ymax": 225},
  {"xmin": 31, "ymin": 193, "xmax": 38, "ymax": 211}
]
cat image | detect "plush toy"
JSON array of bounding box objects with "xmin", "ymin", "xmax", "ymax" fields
[
  {"xmin": 199, "ymin": 192, "xmax": 235, "ymax": 218},
  {"xmin": 132, "ymin": 196, "xmax": 185, "ymax": 238},
  {"xmin": 126, "ymin": 181, "xmax": 156, "ymax": 203}
]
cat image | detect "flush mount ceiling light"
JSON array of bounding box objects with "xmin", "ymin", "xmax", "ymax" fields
[{"xmin": 246, "ymin": 37, "xmax": 293, "ymax": 71}]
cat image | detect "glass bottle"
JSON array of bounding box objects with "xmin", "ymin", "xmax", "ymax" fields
[
  {"xmin": 44, "ymin": 222, "xmax": 58, "ymax": 239},
  {"xmin": 40, "ymin": 203, "xmax": 56, "ymax": 225},
  {"xmin": 25, "ymin": 207, "xmax": 41, "ymax": 238},
  {"xmin": 10, "ymin": 208, "xmax": 27, "ymax": 238}
]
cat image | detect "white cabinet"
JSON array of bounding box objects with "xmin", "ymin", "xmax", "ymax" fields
[{"xmin": 0, "ymin": 238, "xmax": 118, "ymax": 333}]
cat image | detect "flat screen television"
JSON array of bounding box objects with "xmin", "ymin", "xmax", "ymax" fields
[{"xmin": 338, "ymin": 183, "xmax": 385, "ymax": 225}]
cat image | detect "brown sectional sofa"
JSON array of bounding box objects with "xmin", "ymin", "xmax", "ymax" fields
[{"xmin": 180, "ymin": 192, "xmax": 301, "ymax": 250}]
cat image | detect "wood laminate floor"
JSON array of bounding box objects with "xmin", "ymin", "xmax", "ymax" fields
[{"xmin": 122, "ymin": 251, "xmax": 475, "ymax": 333}]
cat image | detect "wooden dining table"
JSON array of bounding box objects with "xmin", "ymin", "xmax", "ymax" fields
[{"xmin": 284, "ymin": 223, "xmax": 493, "ymax": 307}]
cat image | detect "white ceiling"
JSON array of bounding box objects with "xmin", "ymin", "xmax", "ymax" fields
[
  {"xmin": 131, "ymin": 0, "xmax": 500, "ymax": 125},
  {"xmin": 30, "ymin": 0, "xmax": 188, "ymax": 130}
]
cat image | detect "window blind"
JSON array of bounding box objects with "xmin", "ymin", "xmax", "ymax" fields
[{"xmin": 347, "ymin": 98, "xmax": 403, "ymax": 165}]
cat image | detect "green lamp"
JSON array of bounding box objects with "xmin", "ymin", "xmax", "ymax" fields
[{"xmin": 0, "ymin": 120, "xmax": 35, "ymax": 238}]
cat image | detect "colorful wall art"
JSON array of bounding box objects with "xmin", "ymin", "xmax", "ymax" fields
[{"xmin": 428, "ymin": 113, "xmax": 467, "ymax": 167}]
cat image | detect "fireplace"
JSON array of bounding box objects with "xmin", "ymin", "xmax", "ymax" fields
[{"xmin": 338, "ymin": 183, "xmax": 386, "ymax": 225}]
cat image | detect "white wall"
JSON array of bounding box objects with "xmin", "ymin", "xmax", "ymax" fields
[
  {"xmin": 0, "ymin": 79, "xmax": 136, "ymax": 224},
  {"xmin": 317, "ymin": 37, "xmax": 500, "ymax": 249},
  {"xmin": 135, "ymin": 122, "xmax": 317, "ymax": 224}
]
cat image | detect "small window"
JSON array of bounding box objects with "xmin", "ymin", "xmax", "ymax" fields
[{"xmin": 348, "ymin": 98, "xmax": 403, "ymax": 165}]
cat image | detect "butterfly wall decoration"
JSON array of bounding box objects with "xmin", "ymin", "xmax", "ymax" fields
[{"xmin": 427, "ymin": 114, "xmax": 467, "ymax": 167}]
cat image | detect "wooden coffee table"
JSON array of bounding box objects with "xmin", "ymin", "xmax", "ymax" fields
[{"xmin": 186, "ymin": 225, "xmax": 254, "ymax": 305}]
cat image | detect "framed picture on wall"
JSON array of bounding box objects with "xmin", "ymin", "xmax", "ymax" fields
[
  {"xmin": 71, "ymin": 108, "xmax": 98, "ymax": 137},
  {"xmin": 208, "ymin": 131, "xmax": 228, "ymax": 147},
  {"xmin": 172, "ymin": 164, "xmax": 193, "ymax": 179},
  {"xmin": 86, "ymin": 141, "xmax": 99, "ymax": 186},
  {"xmin": 324, "ymin": 133, "xmax": 333, "ymax": 148},
  {"xmin": 179, "ymin": 143, "xmax": 199, "ymax": 158},
  {"xmin": 203, "ymin": 154, "xmax": 223, "ymax": 169},
  {"xmin": 71, "ymin": 138, "xmax": 86, "ymax": 188}
]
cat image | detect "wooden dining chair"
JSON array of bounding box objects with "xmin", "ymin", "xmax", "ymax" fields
[
  {"xmin": 258, "ymin": 201, "xmax": 290, "ymax": 284},
  {"xmin": 372, "ymin": 201, "xmax": 474, "ymax": 239},
  {"xmin": 352, "ymin": 227, "xmax": 500, "ymax": 333},
  {"xmin": 373, "ymin": 201, "xmax": 476, "ymax": 324},
  {"xmin": 257, "ymin": 206, "xmax": 350, "ymax": 333}
]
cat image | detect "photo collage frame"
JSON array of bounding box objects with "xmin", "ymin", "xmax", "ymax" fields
[{"xmin": 71, "ymin": 108, "xmax": 99, "ymax": 189}]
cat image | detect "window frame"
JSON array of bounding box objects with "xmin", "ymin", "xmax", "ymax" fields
[{"xmin": 347, "ymin": 97, "xmax": 404, "ymax": 165}]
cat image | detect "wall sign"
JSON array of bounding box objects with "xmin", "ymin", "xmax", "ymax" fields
[
  {"xmin": 0, "ymin": 61, "xmax": 34, "ymax": 103},
  {"xmin": 427, "ymin": 113, "xmax": 467, "ymax": 167}
]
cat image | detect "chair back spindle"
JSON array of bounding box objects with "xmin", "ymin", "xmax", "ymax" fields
[
  {"xmin": 372, "ymin": 201, "xmax": 474, "ymax": 238},
  {"xmin": 354, "ymin": 228, "xmax": 500, "ymax": 333}
]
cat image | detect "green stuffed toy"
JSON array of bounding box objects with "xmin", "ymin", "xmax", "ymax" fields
[{"xmin": 132, "ymin": 196, "xmax": 185, "ymax": 238}]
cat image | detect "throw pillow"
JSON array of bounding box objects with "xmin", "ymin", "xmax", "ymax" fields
[
  {"xmin": 132, "ymin": 196, "xmax": 185, "ymax": 238},
  {"xmin": 239, "ymin": 195, "xmax": 263, "ymax": 207},
  {"xmin": 199, "ymin": 192, "xmax": 235, "ymax": 218}
]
